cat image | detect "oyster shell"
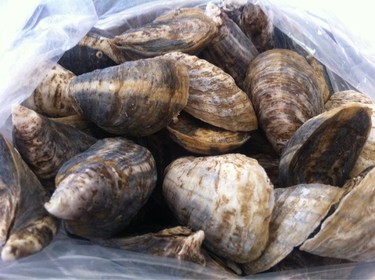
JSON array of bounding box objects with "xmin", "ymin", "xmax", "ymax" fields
[
  {"xmin": 300, "ymin": 166, "xmax": 375, "ymax": 262},
  {"xmin": 12, "ymin": 105, "xmax": 96, "ymax": 183},
  {"xmin": 279, "ymin": 103, "xmax": 372, "ymax": 187},
  {"xmin": 162, "ymin": 52, "xmax": 257, "ymax": 132},
  {"xmin": 167, "ymin": 112, "xmax": 251, "ymax": 155},
  {"xmin": 244, "ymin": 49, "xmax": 325, "ymax": 154},
  {"xmin": 203, "ymin": 2, "xmax": 258, "ymax": 89},
  {"xmin": 112, "ymin": 8, "xmax": 218, "ymax": 60},
  {"xmin": 69, "ymin": 56, "xmax": 189, "ymax": 136},
  {"xmin": 324, "ymin": 90, "xmax": 375, "ymax": 177},
  {"xmin": 0, "ymin": 134, "xmax": 58, "ymax": 261},
  {"xmin": 241, "ymin": 184, "xmax": 344, "ymax": 275},
  {"xmin": 22, "ymin": 64, "xmax": 76, "ymax": 117},
  {"xmin": 92, "ymin": 226, "xmax": 206, "ymax": 265},
  {"xmin": 58, "ymin": 27, "xmax": 123, "ymax": 75},
  {"xmin": 44, "ymin": 137, "xmax": 157, "ymax": 239},
  {"xmin": 162, "ymin": 153, "xmax": 274, "ymax": 263}
]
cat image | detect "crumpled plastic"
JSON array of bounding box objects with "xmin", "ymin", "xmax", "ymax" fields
[{"xmin": 0, "ymin": 0, "xmax": 375, "ymax": 279}]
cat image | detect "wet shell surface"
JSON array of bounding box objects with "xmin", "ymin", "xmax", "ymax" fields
[
  {"xmin": 22, "ymin": 64, "xmax": 76, "ymax": 117},
  {"xmin": 69, "ymin": 56, "xmax": 189, "ymax": 136},
  {"xmin": 0, "ymin": 134, "xmax": 58, "ymax": 261},
  {"xmin": 244, "ymin": 49, "xmax": 325, "ymax": 154},
  {"xmin": 44, "ymin": 137, "xmax": 157, "ymax": 239},
  {"xmin": 279, "ymin": 103, "xmax": 372, "ymax": 187},
  {"xmin": 92, "ymin": 226, "xmax": 206, "ymax": 265},
  {"xmin": 162, "ymin": 153, "xmax": 274, "ymax": 263},
  {"xmin": 203, "ymin": 2, "xmax": 258, "ymax": 89},
  {"xmin": 162, "ymin": 52, "xmax": 257, "ymax": 132},
  {"xmin": 167, "ymin": 112, "xmax": 251, "ymax": 155},
  {"xmin": 241, "ymin": 183, "xmax": 344, "ymax": 275},
  {"xmin": 324, "ymin": 90, "xmax": 375, "ymax": 177},
  {"xmin": 112, "ymin": 8, "xmax": 218, "ymax": 60},
  {"xmin": 300, "ymin": 166, "xmax": 375, "ymax": 262},
  {"xmin": 12, "ymin": 105, "xmax": 96, "ymax": 182}
]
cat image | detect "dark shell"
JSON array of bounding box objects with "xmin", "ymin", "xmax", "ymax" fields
[
  {"xmin": 45, "ymin": 137, "xmax": 157, "ymax": 239},
  {"xmin": 279, "ymin": 103, "xmax": 372, "ymax": 187},
  {"xmin": 69, "ymin": 57, "xmax": 189, "ymax": 136}
]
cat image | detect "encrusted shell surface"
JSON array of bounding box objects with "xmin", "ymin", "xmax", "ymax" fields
[
  {"xmin": 241, "ymin": 184, "xmax": 344, "ymax": 275},
  {"xmin": 162, "ymin": 52, "xmax": 257, "ymax": 132},
  {"xmin": 300, "ymin": 166, "xmax": 375, "ymax": 262},
  {"xmin": 0, "ymin": 134, "xmax": 58, "ymax": 261},
  {"xmin": 69, "ymin": 57, "xmax": 189, "ymax": 136},
  {"xmin": 44, "ymin": 137, "xmax": 157, "ymax": 239},
  {"xmin": 244, "ymin": 49, "xmax": 325, "ymax": 154},
  {"xmin": 167, "ymin": 112, "xmax": 251, "ymax": 155},
  {"xmin": 279, "ymin": 103, "xmax": 372, "ymax": 187},
  {"xmin": 22, "ymin": 64, "xmax": 76, "ymax": 117},
  {"xmin": 162, "ymin": 153, "xmax": 274, "ymax": 263},
  {"xmin": 12, "ymin": 105, "xmax": 96, "ymax": 182},
  {"xmin": 203, "ymin": 2, "xmax": 258, "ymax": 89},
  {"xmin": 324, "ymin": 90, "xmax": 375, "ymax": 177},
  {"xmin": 112, "ymin": 8, "xmax": 218, "ymax": 60}
]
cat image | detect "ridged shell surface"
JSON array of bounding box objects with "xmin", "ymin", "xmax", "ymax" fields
[
  {"xmin": 244, "ymin": 49, "xmax": 325, "ymax": 154},
  {"xmin": 44, "ymin": 137, "xmax": 157, "ymax": 239},
  {"xmin": 162, "ymin": 52, "xmax": 257, "ymax": 132},
  {"xmin": 162, "ymin": 153, "xmax": 274, "ymax": 263},
  {"xmin": 69, "ymin": 57, "xmax": 189, "ymax": 136}
]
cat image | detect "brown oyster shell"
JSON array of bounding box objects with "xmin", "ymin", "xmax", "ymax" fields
[
  {"xmin": 241, "ymin": 184, "xmax": 344, "ymax": 275},
  {"xmin": 300, "ymin": 166, "xmax": 375, "ymax": 262},
  {"xmin": 244, "ymin": 49, "xmax": 325, "ymax": 154},
  {"xmin": 324, "ymin": 90, "xmax": 375, "ymax": 177},
  {"xmin": 162, "ymin": 153, "xmax": 274, "ymax": 263},
  {"xmin": 279, "ymin": 103, "xmax": 372, "ymax": 187},
  {"xmin": 167, "ymin": 112, "xmax": 250, "ymax": 155},
  {"xmin": 162, "ymin": 52, "xmax": 257, "ymax": 132},
  {"xmin": 22, "ymin": 64, "xmax": 76, "ymax": 117},
  {"xmin": 44, "ymin": 137, "xmax": 157, "ymax": 239},
  {"xmin": 69, "ymin": 56, "xmax": 189, "ymax": 136},
  {"xmin": 112, "ymin": 8, "xmax": 218, "ymax": 60}
]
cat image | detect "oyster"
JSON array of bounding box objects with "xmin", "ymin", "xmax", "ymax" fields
[
  {"xmin": 0, "ymin": 134, "xmax": 58, "ymax": 261},
  {"xmin": 69, "ymin": 56, "xmax": 189, "ymax": 136},
  {"xmin": 12, "ymin": 105, "xmax": 96, "ymax": 183},
  {"xmin": 22, "ymin": 64, "xmax": 76, "ymax": 117},
  {"xmin": 44, "ymin": 137, "xmax": 157, "ymax": 239},
  {"xmin": 112, "ymin": 8, "xmax": 218, "ymax": 60},
  {"xmin": 167, "ymin": 112, "xmax": 251, "ymax": 155},
  {"xmin": 162, "ymin": 52, "xmax": 257, "ymax": 132},
  {"xmin": 241, "ymin": 184, "xmax": 344, "ymax": 275},
  {"xmin": 162, "ymin": 153, "xmax": 274, "ymax": 263},
  {"xmin": 324, "ymin": 90, "xmax": 375, "ymax": 177},
  {"xmin": 58, "ymin": 27, "xmax": 123, "ymax": 75},
  {"xmin": 279, "ymin": 103, "xmax": 372, "ymax": 187},
  {"xmin": 92, "ymin": 226, "xmax": 206, "ymax": 265},
  {"xmin": 244, "ymin": 49, "xmax": 326, "ymax": 154},
  {"xmin": 300, "ymin": 166, "xmax": 375, "ymax": 262},
  {"xmin": 203, "ymin": 2, "xmax": 258, "ymax": 89}
]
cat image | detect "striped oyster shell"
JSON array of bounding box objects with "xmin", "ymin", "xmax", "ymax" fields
[
  {"xmin": 300, "ymin": 166, "xmax": 375, "ymax": 262},
  {"xmin": 45, "ymin": 137, "xmax": 157, "ymax": 239},
  {"xmin": 69, "ymin": 56, "xmax": 189, "ymax": 136},
  {"xmin": 162, "ymin": 153, "xmax": 274, "ymax": 263},
  {"xmin": 244, "ymin": 49, "xmax": 325, "ymax": 154},
  {"xmin": 241, "ymin": 183, "xmax": 344, "ymax": 275},
  {"xmin": 162, "ymin": 52, "xmax": 257, "ymax": 132}
]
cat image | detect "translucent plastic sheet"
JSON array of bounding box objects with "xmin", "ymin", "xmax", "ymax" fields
[{"xmin": 1, "ymin": 0, "xmax": 375, "ymax": 279}]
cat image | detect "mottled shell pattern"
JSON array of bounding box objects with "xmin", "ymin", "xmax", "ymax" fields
[
  {"xmin": 45, "ymin": 137, "xmax": 157, "ymax": 239},
  {"xmin": 162, "ymin": 153, "xmax": 274, "ymax": 263},
  {"xmin": 244, "ymin": 49, "xmax": 325, "ymax": 154}
]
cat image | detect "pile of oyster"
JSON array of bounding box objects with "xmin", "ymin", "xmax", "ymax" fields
[{"xmin": 1, "ymin": 0, "xmax": 374, "ymax": 276}]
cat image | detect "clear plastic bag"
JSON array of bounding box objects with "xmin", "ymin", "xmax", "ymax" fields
[{"xmin": 0, "ymin": 0, "xmax": 375, "ymax": 278}]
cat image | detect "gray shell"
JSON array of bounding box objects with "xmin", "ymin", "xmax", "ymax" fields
[{"xmin": 44, "ymin": 137, "xmax": 157, "ymax": 239}]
